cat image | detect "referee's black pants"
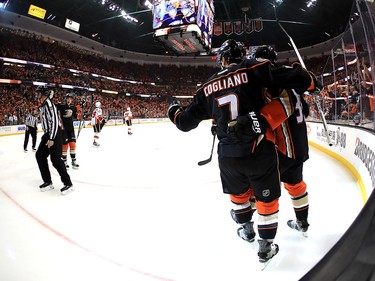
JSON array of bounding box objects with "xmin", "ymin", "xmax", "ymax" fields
[{"xmin": 35, "ymin": 130, "xmax": 72, "ymax": 186}]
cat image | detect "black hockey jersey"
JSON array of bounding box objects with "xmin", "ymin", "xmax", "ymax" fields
[
  {"xmin": 173, "ymin": 58, "xmax": 313, "ymax": 157},
  {"xmin": 276, "ymin": 89, "xmax": 309, "ymax": 162},
  {"xmin": 57, "ymin": 103, "xmax": 77, "ymax": 131}
]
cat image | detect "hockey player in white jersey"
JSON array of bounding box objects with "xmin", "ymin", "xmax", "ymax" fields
[
  {"xmin": 124, "ymin": 107, "xmax": 133, "ymax": 135},
  {"xmin": 91, "ymin": 101, "xmax": 103, "ymax": 147}
]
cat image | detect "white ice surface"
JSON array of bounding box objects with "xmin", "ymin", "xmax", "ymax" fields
[{"xmin": 0, "ymin": 121, "xmax": 364, "ymax": 281}]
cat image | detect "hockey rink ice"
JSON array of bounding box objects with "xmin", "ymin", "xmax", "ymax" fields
[{"xmin": 0, "ymin": 121, "xmax": 364, "ymax": 281}]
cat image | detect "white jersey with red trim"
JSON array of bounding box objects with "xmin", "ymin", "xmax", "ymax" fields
[
  {"xmin": 91, "ymin": 108, "xmax": 103, "ymax": 125},
  {"xmin": 124, "ymin": 109, "xmax": 133, "ymax": 121}
]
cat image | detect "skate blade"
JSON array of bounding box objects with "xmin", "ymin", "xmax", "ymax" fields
[
  {"xmin": 259, "ymin": 255, "xmax": 277, "ymax": 271},
  {"xmin": 61, "ymin": 187, "xmax": 75, "ymax": 195},
  {"xmin": 288, "ymin": 225, "xmax": 309, "ymax": 238},
  {"xmin": 259, "ymin": 259, "xmax": 272, "ymax": 271},
  {"xmin": 258, "ymin": 245, "xmax": 279, "ymax": 271},
  {"xmin": 40, "ymin": 186, "xmax": 54, "ymax": 192},
  {"xmin": 72, "ymin": 166, "xmax": 79, "ymax": 170},
  {"xmin": 244, "ymin": 238, "xmax": 256, "ymax": 249}
]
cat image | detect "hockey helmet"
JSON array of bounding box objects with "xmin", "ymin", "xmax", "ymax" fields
[
  {"xmin": 216, "ymin": 39, "xmax": 246, "ymax": 68},
  {"xmin": 127, "ymin": 107, "xmax": 131, "ymax": 111},
  {"xmin": 36, "ymin": 85, "xmax": 54, "ymax": 99},
  {"xmin": 36, "ymin": 85, "xmax": 48, "ymax": 94},
  {"xmin": 253, "ymin": 45, "xmax": 278, "ymax": 64},
  {"xmin": 66, "ymin": 92, "xmax": 75, "ymax": 99},
  {"xmin": 95, "ymin": 101, "xmax": 101, "ymax": 108}
]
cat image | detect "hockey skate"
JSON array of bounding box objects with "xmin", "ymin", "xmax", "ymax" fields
[
  {"xmin": 32, "ymin": 147, "xmax": 36, "ymax": 152},
  {"xmin": 257, "ymin": 239, "xmax": 279, "ymax": 270},
  {"xmin": 39, "ymin": 182, "xmax": 54, "ymax": 192},
  {"xmin": 63, "ymin": 160, "xmax": 69, "ymax": 170},
  {"xmin": 60, "ymin": 184, "xmax": 74, "ymax": 195},
  {"xmin": 287, "ymin": 219, "xmax": 309, "ymax": 237},
  {"xmin": 93, "ymin": 141, "xmax": 100, "ymax": 147},
  {"xmin": 237, "ymin": 221, "xmax": 255, "ymax": 243},
  {"xmin": 71, "ymin": 159, "xmax": 79, "ymax": 169}
]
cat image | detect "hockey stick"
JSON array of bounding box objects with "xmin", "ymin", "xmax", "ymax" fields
[
  {"xmin": 77, "ymin": 73, "xmax": 95, "ymax": 139},
  {"xmin": 198, "ymin": 134, "xmax": 216, "ymax": 166},
  {"xmin": 77, "ymin": 94, "xmax": 88, "ymax": 139},
  {"xmin": 273, "ymin": 2, "xmax": 333, "ymax": 146}
]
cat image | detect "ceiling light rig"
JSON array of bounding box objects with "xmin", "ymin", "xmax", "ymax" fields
[
  {"xmin": 94, "ymin": 0, "xmax": 138, "ymax": 23},
  {"xmin": 306, "ymin": 0, "xmax": 317, "ymax": 8}
]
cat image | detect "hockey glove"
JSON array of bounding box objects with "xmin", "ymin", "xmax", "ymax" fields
[
  {"xmin": 227, "ymin": 111, "xmax": 268, "ymax": 143},
  {"xmin": 308, "ymin": 71, "xmax": 323, "ymax": 94},
  {"xmin": 168, "ymin": 100, "xmax": 183, "ymax": 124},
  {"xmin": 211, "ymin": 122, "xmax": 217, "ymax": 136},
  {"xmin": 301, "ymin": 97, "xmax": 310, "ymax": 118}
]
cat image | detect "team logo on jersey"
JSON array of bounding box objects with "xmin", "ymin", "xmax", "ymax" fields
[
  {"xmin": 262, "ymin": 189, "xmax": 270, "ymax": 197},
  {"xmin": 63, "ymin": 109, "xmax": 73, "ymax": 118}
]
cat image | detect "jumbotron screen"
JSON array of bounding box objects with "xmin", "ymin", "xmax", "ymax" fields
[{"xmin": 153, "ymin": 0, "xmax": 214, "ymax": 55}]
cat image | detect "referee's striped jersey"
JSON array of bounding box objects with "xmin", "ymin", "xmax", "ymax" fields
[
  {"xmin": 25, "ymin": 113, "xmax": 38, "ymax": 128},
  {"xmin": 40, "ymin": 98, "xmax": 60, "ymax": 140}
]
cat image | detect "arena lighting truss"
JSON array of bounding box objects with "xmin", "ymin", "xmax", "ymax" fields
[
  {"xmin": 94, "ymin": 0, "xmax": 138, "ymax": 23},
  {"xmin": 306, "ymin": 0, "xmax": 317, "ymax": 8},
  {"xmin": 275, "ymin": 0, "xmax": 317, "ymax": 9}
]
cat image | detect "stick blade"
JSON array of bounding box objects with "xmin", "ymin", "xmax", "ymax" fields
[{"xmin": 197, "ymin": 157, "xmax": 212, "ymax": 166}]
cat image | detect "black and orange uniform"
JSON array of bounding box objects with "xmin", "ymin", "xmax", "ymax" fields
[
  {"xmin": 252, "ymin": 46, "xmax": 316, "ymax": 232},
  {"xmin": 261, "ymin": 86, "xmax": 311, "ymax": 226},
  {"xmin": 169, "ymin": 57, "xmax": 313, "ymax": 242},
  {"xmin": 56, "ymin": 101, "xmax": 78, "ymax": 166}
]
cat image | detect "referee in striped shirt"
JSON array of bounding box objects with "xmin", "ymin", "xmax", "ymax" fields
[
  {"xmin": 35, "ymin": 86, "xmax": 73, "ymax": 194},
  {"xmin": 23, "ymin": 108, "xmax": 38, "ymax": 152}
]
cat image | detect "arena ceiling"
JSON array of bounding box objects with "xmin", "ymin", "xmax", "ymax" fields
[{"xmin": 6, "ymin": 0, "xmax": 356, "ymax": 56}]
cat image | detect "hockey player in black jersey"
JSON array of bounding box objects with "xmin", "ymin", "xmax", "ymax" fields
[
  {"xmin": 168, "ymin": 39, "xmax": 318, "ymax": 265},
  {"xmin": 253, "ymin": 46, "xmax": 318, "ymax": 236},
  {"xmin": 57, "ymin": 92, "xmax": 80, "ymax": 169}
]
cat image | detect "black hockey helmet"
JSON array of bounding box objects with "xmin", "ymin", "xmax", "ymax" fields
[
  {"xmin": 36, "ymin": 85, "xmax": 54, "ymax": 99},
  {"xmin": 66, "ymin": 92, "xmax": 75, "ymax": 99},
  {"xmin": 216, "ymin": 39, "xmax": 246, "ymax": 68},
  {"xmin": 36, "ymin": 85, "xmax": 49, "ymax": 95},
  {"xmin": 253, "ymin": 45, "xmax": 278, "ymax": 64}
]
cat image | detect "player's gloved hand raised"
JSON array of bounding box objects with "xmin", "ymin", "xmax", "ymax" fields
[
  {"xmin": 309, "ymin": 71, "xmax": 323, "ymax": 94},
  {"xmin": 168, "ymin": 100, "xmax": 183, "ymax": 124},
  {"xmin": 227, "ymin": 111, "xmax": 268, "ymax": 143}
]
